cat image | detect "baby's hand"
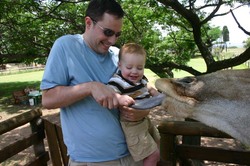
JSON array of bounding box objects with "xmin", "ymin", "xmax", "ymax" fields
[{"xmin": 117, "ymin": 94, "xmax": 135, "ymax": 106}]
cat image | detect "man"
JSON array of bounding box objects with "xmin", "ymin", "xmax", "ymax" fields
[{"xmin": 40, "ymin": 0, "xmax": 148, "ymax": 165}]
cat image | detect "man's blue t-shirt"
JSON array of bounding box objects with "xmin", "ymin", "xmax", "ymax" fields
[{"xmin": 40, "ymin": 34, "xmax": 129, "ymax": 162}]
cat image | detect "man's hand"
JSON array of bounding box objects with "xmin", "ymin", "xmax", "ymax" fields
[
  {"xmin": 119, "ymin": 106, "xmax": 150, "ymax": 121},
  {"xmin": 91, "ymin": 82, "xmax": 119, "ymax": 109}
]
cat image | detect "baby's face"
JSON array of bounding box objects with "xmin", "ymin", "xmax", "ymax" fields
[{"xmin": 119, "ymin": 53, "xmax": 145, "ymax": 84}]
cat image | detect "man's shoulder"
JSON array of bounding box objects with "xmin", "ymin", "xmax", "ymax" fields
[
  {"xmin": 56, "ymin": 34, "xmax": 82, "ymax": 44},
  {"xmin": 52, "ymin": 34, "xmax": 85, "ymax": 53}
]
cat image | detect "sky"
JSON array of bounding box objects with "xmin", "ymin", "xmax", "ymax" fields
[
  {"xmin": 209, "ymin": 5, "xmax": 250, "ymax": 47},
  {"xmin": 159, "ymin": 3, "xmax": 250, "ymax": 47}
]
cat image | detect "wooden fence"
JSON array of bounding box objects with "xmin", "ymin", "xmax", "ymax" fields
[
  {"xmin": 158, "ymin": 120, "xmax": 250, "ymax": 165},
  {"xmin": 1, "ymin": 110, "xmax": 250, "ymax": 166},
  {"xmin": 0, "ymin": 66, "xmax": 44, "ymax": 75},
  {"xmin": 0, "ymin": 109, "xmax": 49, "ymax": 165}
]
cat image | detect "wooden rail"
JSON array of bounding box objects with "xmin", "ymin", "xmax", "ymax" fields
[
  {"xmin": 0, "ymin": 109, "xmax": 49, "ymax": 165},
  {"xmin": 158, "ymin": 120, "xmax": 250, "ymax": 165}
]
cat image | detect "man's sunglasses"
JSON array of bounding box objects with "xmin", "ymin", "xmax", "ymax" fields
[{"xmin": 90, "ymin": 17, "xmax": 121, "ymax": 38}]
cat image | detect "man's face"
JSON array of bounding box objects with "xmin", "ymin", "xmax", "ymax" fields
[{"xmin": 87, "ymin": 13, "xmax": 123, "ymax": 54}]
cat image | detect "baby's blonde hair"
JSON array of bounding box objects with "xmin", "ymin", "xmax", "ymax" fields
[{"xmin": 119, "ymin": 43, "xmax": 146, "ymax": 62}]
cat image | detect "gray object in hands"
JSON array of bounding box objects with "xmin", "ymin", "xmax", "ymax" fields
[{"xmin": 131, "ymin": 93, "xmax": 166, "ymax": 110}]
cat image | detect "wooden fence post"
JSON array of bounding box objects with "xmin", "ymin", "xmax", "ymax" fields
[
  {"xmin": 159, "ymin": 132, "xmax": 177, "ymax": 166},
  {"xmin": 30, "ymin": 117, "xmax": 46, "ymax": 163}
]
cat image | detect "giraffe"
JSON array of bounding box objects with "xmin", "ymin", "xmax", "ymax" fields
[{"xmin": 155, "ymin": 69, "xmax": 250, "ymax": 145}]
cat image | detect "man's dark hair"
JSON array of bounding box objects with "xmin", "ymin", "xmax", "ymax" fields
[{"xmin": 86, "ymin": 0, "xmax": 124, "ymax": 21}]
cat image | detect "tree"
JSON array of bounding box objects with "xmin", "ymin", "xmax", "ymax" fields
[
  {"xmin": 222, "ymin": 26, "xmax": 229, "ymax": 43},
  {"xmin": 0, "ymin": 0, "xmax": 249, "ymax": 76},
  {"xmin": 221, "ymin": 25, "xmax": 229, "ymax": 52},
  {"xmin": 244, "ymin": 37, "xmax": 250, "ymax": 48},
  {"xmin": 155, "ymin": 0, "xmax": 250, "ymax": 75},
  {"xmin": 0, "ymin": 0, "xmax": 87, "ymax": 64}
]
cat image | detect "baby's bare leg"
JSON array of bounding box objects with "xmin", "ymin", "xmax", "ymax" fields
[{"xmin": 143, "ymin": 149, "xmax": 160, "ymax": 166}]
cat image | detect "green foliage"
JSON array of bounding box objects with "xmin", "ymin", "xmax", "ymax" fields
[
  {"xmin": 244, "ymin": 37, "xmax": 250, "ymax": 48},
  {"xmin": 0, "ymin": 0, "xmax": 87, "ymax": 63},
  {"xmin": 207, "ymin": 26, "xmax": 222, "ymax": 44},
  {"xmin": 0, "ymin": 0, "xmax": 249, "ymax": 76}
]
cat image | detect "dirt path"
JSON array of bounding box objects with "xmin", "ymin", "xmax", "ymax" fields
[{"xmin": 0, "ymin": 106, "xmax": 246, "ymax": 166}]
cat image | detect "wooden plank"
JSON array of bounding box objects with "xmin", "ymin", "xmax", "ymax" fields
[
  {"xmin": 176, "ymin": 144, "xmax": 250, "ymax": 165},
  {"xmin": 158, "ymin": 120, "xmax": 231, "ymax": 138},
  {"xmin": 30, "ymin": 117, "xmax": 46, "ymax": 158},
  {"xmin": 55, "ymin": 124, "xmax": 69, "ymax": 165},
  {"xmin": 0, "ymin": 131, "xmax": 44, "ymax": 162},
  {"xmin": 159, "ymin": 133, "xmax": 176, "ymax": 165},
  {"xmin": 0, "ymin": 109, "xmax": 42, "ymax": 135},
  {"xmin": 43, "ymin": 119, "xmax": 63, "ymax": 166}
]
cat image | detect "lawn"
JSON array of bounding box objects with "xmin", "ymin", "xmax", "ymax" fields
[
  {"xmin": 0, "ymin": 71, "xmax": 44, "ymax": 113},
  {"xmin": 0, "ymin": 71, "xmax": 44, "ymax": 98},
  {"xmin": 172, "ymin": 48, "xmax": 248, "ymax": 78}
]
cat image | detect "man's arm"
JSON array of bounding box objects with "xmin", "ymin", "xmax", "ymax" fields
[{"xmin": 42, "ymin": 82, "xmax": 119, "ymax": 109}]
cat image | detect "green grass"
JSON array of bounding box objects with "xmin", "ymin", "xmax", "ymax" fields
[
  {"xmin": 144, "ymin": 69, "xmax": 160, "ymax": 86},
  {"xmin": 0, "ymin": 71, "xmax": 44, "ymax": 113},
  {"xmin": 172, "ymin": 51, "xmax": 248, "ymax": 78},
  {"xmin": 145, "ymin": 58, "xmax": 207, "ymax": 84},
  {"xmin": 221, "ymin": 47, "xmax": 246, "ymax": 59},
  {"xmin": 0, "ymin": 71, "xmax": 44, "ymax": 97},
  {"xmin": 172, "ymin": 58, "xmax": 207, "ymax": 78}
]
